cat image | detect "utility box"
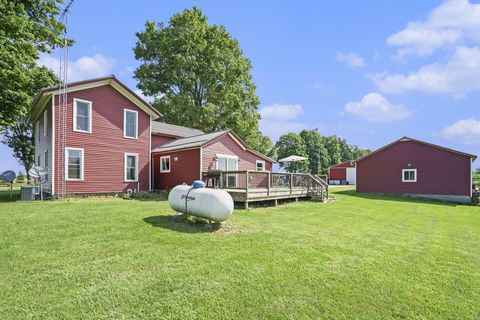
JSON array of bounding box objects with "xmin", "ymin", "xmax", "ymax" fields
[{"xmin": 20, "ymin": 186, "xmax": 38, "ymax": 201}]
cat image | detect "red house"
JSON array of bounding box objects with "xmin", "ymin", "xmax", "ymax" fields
[
  {"xmin": 29, "ymin": 76, "xmax": 273, "ymax": 195},
  {"xmin": 355, "ymin": 137, "xmax": 477, "ymax": 203},
  {"xmin": 328, "ymin": 161, "xmax": 356, "ymax": 185}
]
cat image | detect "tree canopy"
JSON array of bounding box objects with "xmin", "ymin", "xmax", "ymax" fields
[
  {"xmin": 0, "ymin": 0, "xmax": 69, "ymax": 127},
  {"xmin": 133, "ymin": 7, "xmax": 273, "ymax": 156},
  {"xmin": 276, "ymin": 129, "xmax": 370, "ymax": 174}
]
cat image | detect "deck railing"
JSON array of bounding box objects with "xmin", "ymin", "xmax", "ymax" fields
[{"xmin": 201, "ymin": 170, "xmax": 328, "ymax": 200}]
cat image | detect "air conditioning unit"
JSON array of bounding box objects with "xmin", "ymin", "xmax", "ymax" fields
[{"xmin": 20, "ymin": 186, "xmax": 39, "ymax": 201}]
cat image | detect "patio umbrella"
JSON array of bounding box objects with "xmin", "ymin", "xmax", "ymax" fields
[{"xmin": 278, "ymin": 155, "xmax": 308, "ymax": 162}]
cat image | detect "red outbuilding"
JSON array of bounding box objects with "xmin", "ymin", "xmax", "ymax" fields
[
  {"xmin": 355, "ymin": 137, "xmax": 477, "ymax": 203},
  {"xmin": 328, "ymin": 161, "xmax": 356, "ymax": 185}
]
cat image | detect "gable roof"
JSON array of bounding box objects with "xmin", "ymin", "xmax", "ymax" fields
[
  {"xmin": 152, "ymin": 130, "xmax": 275, "ymax": 163},
  {"xmin": 151, "ymin": 121, "xmax": 204, "ymax": 138},
  {"xmin": 355, "ymin": 136, "xmax": 477, "ymax": 162},
  {"xmin": 29, "ymin": 75, "xmax": 161, "ymax": 122},
  {"xmin": 329, "ymin": 161, "xmax": 355, "ymax": 169}
]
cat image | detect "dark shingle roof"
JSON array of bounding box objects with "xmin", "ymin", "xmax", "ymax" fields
[{"xmin": 151, "ymin": 121, "xmax": 204, "ymax": 138}]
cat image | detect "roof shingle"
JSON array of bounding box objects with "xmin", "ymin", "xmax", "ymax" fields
[{"xmin": 151, "ymin": 121, "xmax": 204, "ymax": 138}]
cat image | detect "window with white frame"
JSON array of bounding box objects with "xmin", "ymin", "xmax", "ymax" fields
[
  {"xmin": 160, "ymin": 156, "xmax": 171, "ymax": 173},
  {"xmin": 73, "ymin": 98, "xmax": 92, "ymax": 133},
  {"xmin": 124, "ymin": 109, "xmax": 138, "ymax": 139},
  {"xmin": 402, "ymin": 169, "xmax": 417, "ymax": 182},
  {"xmin": 256, "ymin": 160, "xmax": 266, "ymax": 171},
  {"xmin": 125, "ymin": 153, "xmax": 138, "ymax": 181},
  {"xmin": 66, "ymin": 148, "xmax": 84, "ymax": 180},
  {"xmin": 43, "ymin": 110, "xmax": 48, "ymax": 137}
]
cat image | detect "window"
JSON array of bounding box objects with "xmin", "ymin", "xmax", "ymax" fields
[
  {"xmin": 256, "ymin": 160, "xmax": 266, "ymax": 171},
  {"xmin": 160, "ymin": 156, "xmax": 171, "ymax": 173},
  {"xmin": 73, "ymin": 98, "xmax": 92, "ymax": 133},
  {"xmin": 43, "ymin": 110, "xmax": 48, "ymax": 137},
  {"xmin": 124, "ymin": 109, "xmax": 138, "ymax": 139},
  {"xmin": 125, "ymin": 153, "xmax": 139, "ymax": 181},
  {"xmin": 402, "ymin": 169, "xmax": 417, "ymax": 182},
  {"xmin": 216, "ymin": 154, "xmax": 238, "ymax": 188},
  {"xmin": 37, "ymin": 154, "xmax": 40, "ymax": 166},
  {"xmin": 66, "ymin": 148, "xmax": 84, "ymax": 180}
]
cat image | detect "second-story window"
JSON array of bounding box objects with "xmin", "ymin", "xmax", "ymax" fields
[
  {"xmin": 124, "ymin": 109, "xmax": 138, "ymax": 139},
  {"xmin": 73, "ymin": 98, "xmax": 92, "ymax": 133}
]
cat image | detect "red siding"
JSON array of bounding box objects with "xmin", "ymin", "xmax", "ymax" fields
[
  {"xmin": 53, "ymin": 85, "xmax": 151, "ymax": 194},
  {"xmin": 356, "ymin": 140, "xmax": 472, "ymax": 196},
  {"xmin": 151, "ymin": 134, "xmax": 176, "ymax": 149},
  {"xmin": 152, "ymin": 149, "xmax": 200, "ymax": 190},
  {"xmin": 201, "ymin": 133, "xmax": 273, "ymax": 172},
  {"xmin": 329, "ymin": 167, "xmax": 346, "ymax": 180}
]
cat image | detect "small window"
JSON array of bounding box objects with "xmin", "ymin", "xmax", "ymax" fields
[
  {"xmin": 66, "ymin": 148, "xmax": 84, "ymax": 180},
  {"xmin": 37, "ymin": 154, "xmax": 40, "ymax": 166},
  {"xmin": 160, "ymin": 156, "xmax": 171, "ymax": 173},
  {"xmin": 125, "ymin": 153, "xmax": 138, "ymax": 181},
  {"xmin": 256, "ymin": 160, "xmax": 266, "ymax": 171},
  {"xmin": 402, "ymin": 169, "xmax": 417, "ymax": 182},
  {"xmin": 124, "ymin": 109, "xmax": 138, "ymax": 139},
  {"xmin": 43, "ymin": 110, "xmax": 48, "ymax": 137},
  {"xmin": 73, "ymin": 98, "xmax": 92, "ymax": 133}
]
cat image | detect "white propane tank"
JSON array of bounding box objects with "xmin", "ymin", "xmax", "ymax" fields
[{"xmin": 168, "ymin": 184, "xmax": 234, "ymax": 222}]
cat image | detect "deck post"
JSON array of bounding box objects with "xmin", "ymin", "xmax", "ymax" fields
[
  {"xmin": 220, "ymin": 171, "xmax": 223, "ymax": 189},
  {"xmin": 245, "ymin": 171, "xmax": 249, "ymax": 194},
  {"xmin": 267, "ymin": 171, "xmax": 271, "ymax": 196},
  {"xmin": 274, "ymin": 199, "xmax": 278, "ymax": 206},
  {"xmin": 244, "ymin": 201, "xmax": 249, "ymax": 210},
  {"xmin": 289, "ymin": 173, "xmax": 293, "ymax": 194}
]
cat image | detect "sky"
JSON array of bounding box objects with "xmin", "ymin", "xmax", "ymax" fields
[{"xmin": 2, "ymin": 0, "xmax": 480, "ymax": 173}]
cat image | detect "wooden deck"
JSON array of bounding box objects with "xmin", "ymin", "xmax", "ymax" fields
[{"xmin": 202, "ymin": 171, "xmax": 328, "ymax": 208}]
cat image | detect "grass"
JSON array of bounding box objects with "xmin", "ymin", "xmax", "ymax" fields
[{"xmin": 0, "ymin": 188, "xmax": 479, "ymax": 319}]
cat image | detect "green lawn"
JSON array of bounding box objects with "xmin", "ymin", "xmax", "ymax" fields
[{"xmin": 0, "ymin": 188, "xmax": 479, "ymax": 319}]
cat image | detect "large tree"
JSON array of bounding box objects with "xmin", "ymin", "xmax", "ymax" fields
[
  {"xmin": 1, "ymin": 66, "xmax": 58, "ymax": 178},
  {"xmin": 133, "ymin": 7, "xmax": 270, "ymax": 152},
  {"xmin": 276, "ymin": 133, "xmax": 309, "ymax": 173},
  {"xmin": 299, "ymin": 129, "xmax": 329, "ymax": 175},
  {"xmin": 0, "ymin": 0, "xmax": 69, "ymax": 127}
]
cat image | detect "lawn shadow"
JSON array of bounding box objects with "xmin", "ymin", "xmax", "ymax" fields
[
  {"xmin": 335, "ymin": 189, "xmax": 459, "ymax": 207},
  {"xmin": 0, "ymin": 190, "xmax": 20, "ymax": 203},
  {"xmin": 143, "ymin": 214, "xmax": 222, "ymax": 233}
]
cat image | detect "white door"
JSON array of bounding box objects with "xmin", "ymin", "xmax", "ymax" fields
[
  {"xmin": 216, "ymin": 155, "xmax": 238, "ymax": 188},
  {"xmin": 346, "ymin": 167, "xmax": 356, "ymax": 185}
]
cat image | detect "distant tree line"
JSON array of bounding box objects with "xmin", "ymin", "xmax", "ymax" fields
[{"xmin": 275, "ymin": 129, "xmax": 371, "ymax": 174}]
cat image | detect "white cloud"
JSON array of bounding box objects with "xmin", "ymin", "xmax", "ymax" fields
[
  {"xmin": 259, "ymin": 103, "xmax": 303, "ymax": 121},
  {"xmin": 259, "ymin": 103, "xmax": 325, "ymax": 140},
  {"xmin": 345, "ymin": 93, "xmax": 412, "ymax": 123},
  {"xmin": 387, "ymin": 0, "xmax": 480, "ymax": 57},
  {"xmin": 134, "ymin": 89, "xmax": 155, "ymax": 103},
  {"xmin": 372, "ymin": 46, "xmax": 480, "ymax": 97},
  {"xmin": 440, "ymin": 118, "xmax": 480, "ymax": 145},
  {"xmin": 336, "ymin": 52, "xmax": 365, "ymax": 67},
  {"xmin": 37, "ymin": 53, "xmax": 116, "ymax": 82}
]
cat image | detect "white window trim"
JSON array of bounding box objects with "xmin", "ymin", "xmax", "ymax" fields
[
  {"xmin": 160, "ymin": 155, "xmax": 171, "ymax": 173},
  {"xmin": 124, "ymin": 153, "xmax": 139, "ymax": 182},
  {"xmin": 65, "ymin": 147, "xmax": 84, "ymax": 181},
  {"xmin": 402, "ymin": 169, "xmax": 417, "ymax": 183},
  {"xmin": 73, "ymin": 98, "xmax": 92, "ymax": 134},
  {"xmin": 43, "ymin": 110, "xmax": 47, "ymax": 137},
  {"xmin": 215, "ymin": 154, "xmax": 239, "ymax": 170},
  {"xmin": 256, "ymin": 160, "xmax": 266, "ymax": 172},
  {"xmin": 124, "ymin": 109, "xmax": 138, "ymax": 139}
]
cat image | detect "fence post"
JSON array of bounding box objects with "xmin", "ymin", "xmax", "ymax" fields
[
  {"xmin": 289, "ymin": 173, "xmax": 293, "ymax": 194},
  {"xmin": 267, "ymin": 171, "xmax": 271, "ymax": 196}
]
